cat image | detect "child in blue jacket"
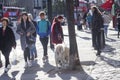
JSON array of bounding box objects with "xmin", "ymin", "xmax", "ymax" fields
[{"xmin": 37, "ymin": 11, "xmax": 51, "ymax": 62}]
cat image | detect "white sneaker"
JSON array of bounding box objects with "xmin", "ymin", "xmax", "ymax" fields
[
  {"xmin": 7, "ymin": 64, "xmax": 11, "ymax": 69},
  {"xmin": 4, "ymin": 68, "xmax": 9, "ymax": 73},
  {"xmin": 28, "ymin": 60, "xmax": 32, "ymax": 67},
  {"xmin": 43, "ymin": 56, "xmax": 48, "ymax": 60},
  {"xmin": 42, "ymin": 56, "xmax": 48, "ymax": 62},
  {"xmin": 24, "ymin": 62, "xmax": 28, "ymax": 68}
]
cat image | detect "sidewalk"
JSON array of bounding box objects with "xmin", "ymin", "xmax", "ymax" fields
[
  {"xmin": 0, "ymin": 24, "xmax": 119, "ymax": 80},
  {"xmin": 88, "ymin": 25, "xmax": 120, "ymax": 80}
]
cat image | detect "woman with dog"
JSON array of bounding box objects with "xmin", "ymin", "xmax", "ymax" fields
[
  {"xmin": 0, "ymin": 17, "xmax": 16, "ymax": 73},
  {"xmin": 51, "ymin": 16, "xmax": 64, "ymax": 45}
]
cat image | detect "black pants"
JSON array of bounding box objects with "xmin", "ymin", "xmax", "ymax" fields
[
  {"xmin": 92, "ymin": 30, "xmax": 101, "ymax": 52},
  {"xmin": 2, "ymin": 48, "xmax": 11, "ymax": 68},
  {"xmin": 92, "ymin": 30, "xmax": 96, "ymax": 47},
  {"xmin": 24, "ymin": 47, "xmax": 30, "ymax": 62},
  {"xmin": 100, "ymin": 30, "xmax": 105, "ymax": 49},
  {"xmin": 77, "ymin": 24, "xmax": 82, "ymax": 30},
  {"xmin": 118, "ymin": 25, "xmax": 120, "ymax": 38},
  {"xmin": 40, "ymin": 37, "xmax": 49, "ymax": 56}
]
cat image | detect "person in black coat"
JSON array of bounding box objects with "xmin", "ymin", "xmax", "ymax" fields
[
  {"xmin": 91, "ymin": 6, "xmax": 105, "ymax": 56},
  {"xmin": 0, "ymin": 17, "xmax": 16, "ymax": 73},
  {"xmin": 117, "ymin": 12, "xmax": 120, "ymax": 38}
]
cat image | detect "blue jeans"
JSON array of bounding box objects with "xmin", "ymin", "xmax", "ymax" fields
[
  {"xmin": 30, "ymin": 43, "xmax": 37, "ymax": 59},
  {"xmin": 104, "ymin": 25, "xmax": 108, "ymax": 37}
]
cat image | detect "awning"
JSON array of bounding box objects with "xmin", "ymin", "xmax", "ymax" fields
[{"xmin": 101, "ymin": 0, "xmax": 114, "ymax": 10}]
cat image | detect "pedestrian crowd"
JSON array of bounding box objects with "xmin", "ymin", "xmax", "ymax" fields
[
  {"xmin": 0, "ymin": 5, "xmax": 120, "ymax": 74},
  {"xmin": 0, "ymin": 10, "xmax": 64, "ymax": 73},
  {"xmin": 76, "ymin": 5, "xmax": 120, "ymax": 56}
]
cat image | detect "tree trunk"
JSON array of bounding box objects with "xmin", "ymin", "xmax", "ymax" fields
[
  {"xmin": 47, "ymin": 0, "xmax": 52, "ymax": 23},
  {"xmin": 66, "ymin": 0, "xmax": 82, "ymax": 70},
  {"xmin": 47, "ymin": 0, "xmax": 54, "ymax": 49}
]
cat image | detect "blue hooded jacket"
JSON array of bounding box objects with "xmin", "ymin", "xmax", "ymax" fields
[{"xmin": 37, "ymin": 19, "xmax": 51, "ymax": 38}]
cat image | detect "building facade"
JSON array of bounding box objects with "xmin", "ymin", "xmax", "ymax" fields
[{"xmin": 0, "ymin": 0, "xmax": 48, "ymax": 18}]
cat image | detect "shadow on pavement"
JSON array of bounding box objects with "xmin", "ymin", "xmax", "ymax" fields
[
  {"xmin": 109, "ymin": 33, "xmax": 118, "ymax": 37},
  {"xmin": 76, "ymin": 34, "xmax": 91, "ymax": 40},
  {"xmin": 20, "ymin": 60, "xmax": 41, "ymax": 80},
  {"xmin": 11, "ymin": 71, "xmax": 19, "ymax": 80},
  {"xmin": 0, "ymin": 73, "xmax": 12, "ymax": 80},
  {"xmin": 80, "ymin": 36, "xmax": 91, "ymax": 40},
  {"xmin": 100, "ymin": 55, "xmax": 120, "ymax": 68},
  {"xmin": 102, "ymin": 44, "xmax": 116, "ymax": 54},
  {"xmin": 106, "ymin": 37, "xmax": 117, "ymax": 42},
  {"xmin": 81, "ymin": 61, "xmax": 96, "ymax": 66},
  {"xmin": 43, "ymin": 64, "xmax": 94, "ymax": 80},
  {"xmin": 42, "ymin": 61, "xmax": 56, "ymax": 78},
  {"xmin": 64, "ymin": 34, "xmax": 91, "ymax": 41},
  {"xmin": 56, "ymin": 69, "xmax": 94, "ymax": 80}
]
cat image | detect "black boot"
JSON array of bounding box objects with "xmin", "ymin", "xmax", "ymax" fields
[
  {"xmin": 118, "ymin": 32, "xmax": 119, "ymax": 38},
  {"xmin": 96, "ymin": 50, "xmax": 101, "ymax": 56}
]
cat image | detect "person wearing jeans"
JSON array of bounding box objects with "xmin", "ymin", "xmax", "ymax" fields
[
  {"xmin": 28, "ymin": 13, "xmax": 37, "ymax": 60},
  {"xmin": 29, "ymin": 41, "xmax": 37, "ymax": 60},
  {"xmin": 102, "ymin": 12, "xmax": 111, "ymax": 38}
]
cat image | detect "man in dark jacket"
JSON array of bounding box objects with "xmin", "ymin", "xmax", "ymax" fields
[{"xmin": 91, "ymin": 6, "xmax": 105, "ymax": 56}]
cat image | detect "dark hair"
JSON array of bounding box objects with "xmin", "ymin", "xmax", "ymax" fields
[
  {"xmin": 21, "ymin": 12, "xmax": 28, "ymax": 16},
  {"xmin": 57, "ymin": 15, "xmax": 63, "ymax": 19},
  {"xmin": 92, "ymin": 6, "xmax": 101, "ymax": 15},
  {"xmin": 21, "ymin": 13, "xmax": 30, "ymax": 30},
  {"xmin": 1, "ymin": 17, "xmax": 9, "ymax": 24},
  {"xmin": 52, "ymin": 17, "xmax": 58, "ymax": 22}
]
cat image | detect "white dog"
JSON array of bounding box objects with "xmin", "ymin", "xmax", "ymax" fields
[{"xmin": 54, "ymin": 44, "xmax": 69, "ymax": 69}]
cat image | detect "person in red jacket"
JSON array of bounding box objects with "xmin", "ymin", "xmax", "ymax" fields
[{"xmin": 51, "ymin": 16, "xmax": 64, "ymax": 45}]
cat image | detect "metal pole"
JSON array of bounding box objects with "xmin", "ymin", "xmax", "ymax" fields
[{"xmin": 3, "ymin": 0, "xmax": 4, "ymax": 6}]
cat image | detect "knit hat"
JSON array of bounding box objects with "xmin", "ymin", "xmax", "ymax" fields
[
  {"xmin": 21, "ymin": 12, "xmax": 28, "ymax": 16},
  {"xmin": 39, "ymin": 11, "xmax": 46, "ymax": 16},
  {"xmin": 1, "ymin": 17, "xmax": 9, "ymax": 24}
]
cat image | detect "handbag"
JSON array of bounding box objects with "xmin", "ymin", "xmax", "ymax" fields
[
  {"xmin": 0, "ymin": 51, "xmax": 2, "ymax": 68},
  {"xmin": 11, "ymin": 48, "xmax": 17, "ymax": 65},
  {"xmin": 26, "ymin": 35, "xmax": 35, "ymax": 44}
]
